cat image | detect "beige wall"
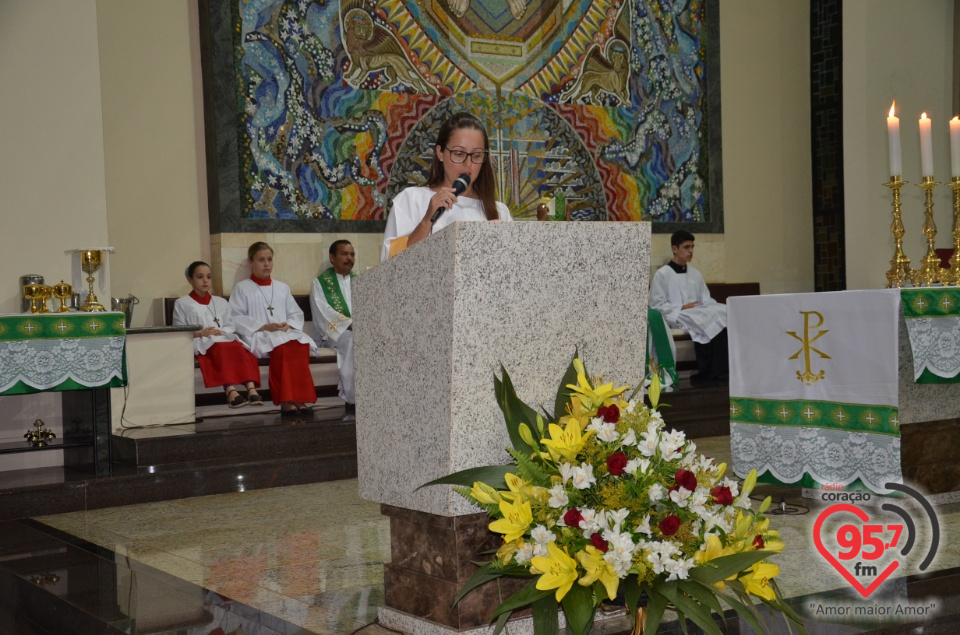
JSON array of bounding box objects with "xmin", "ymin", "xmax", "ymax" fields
[
  {"xmin": 0, "ymin": 1, "xmax": 109, "ymax": 313},
  {"xmin": 719, "ymin": 0, "xmax": 814, "ymax": 294},
  {"xmin": 844, "ymin": 0, "xmax": 956, "ymax": 289},
  {"xmin": 96, "ymin": 1, "xmax": 210, "ymax": 326}
]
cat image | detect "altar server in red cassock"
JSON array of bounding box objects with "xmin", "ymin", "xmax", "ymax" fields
[
  {"xmin": 173, "ymin": 261, "xmax": 262, "ymax": 408},
  {"xmin": 229, "ymin": 242, "xmax": 317, "ymax": 417}
]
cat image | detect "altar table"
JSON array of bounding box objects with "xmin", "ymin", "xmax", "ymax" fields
[{"xmin": 727, "ymin": 288, "xmax": 960, "ymax": 496}]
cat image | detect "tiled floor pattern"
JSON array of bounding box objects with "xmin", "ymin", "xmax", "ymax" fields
[{"xmin": 35, "ymin": 436, "xmax": 959, "ymax": 634}]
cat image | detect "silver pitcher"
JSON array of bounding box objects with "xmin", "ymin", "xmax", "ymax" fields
[{"xmin": 111, "ymin": 294, "xmax": 139, "ymax": 327}]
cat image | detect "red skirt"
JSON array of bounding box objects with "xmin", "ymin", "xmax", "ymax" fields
[
  {"xmin": 197, "ymin": 341, "xmax": 261, "ymax": 388},
  {"xmin": 268, "ymin": 341, "xmax": 317, "ymax": 404}
]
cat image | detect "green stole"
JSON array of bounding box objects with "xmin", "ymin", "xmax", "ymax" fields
[{"xmin": 317, "ymin": 268, "xmax": 354, "ymax": 318}]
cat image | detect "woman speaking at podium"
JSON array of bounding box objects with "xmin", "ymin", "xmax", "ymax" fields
[{"xmin": 381, "ymin": 112, "xmax": 513, "ymax": 262}]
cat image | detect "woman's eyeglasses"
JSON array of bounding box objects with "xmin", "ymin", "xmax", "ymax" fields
[{"xmin": 445, "ymin": 148, "xmax": 487, "ymax": 164}]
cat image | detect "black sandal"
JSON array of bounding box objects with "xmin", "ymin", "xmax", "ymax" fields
[
  {"xmin": 227, "ymin": 389, "xmax": 248, "ymax": 409},
  {"xmin": 247, "ymin": 390, "xmax": 264, "ymax": 406}
]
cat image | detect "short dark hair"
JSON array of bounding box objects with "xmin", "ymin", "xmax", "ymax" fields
[
  {"xmin": 329, "ymin": 239, "xmax": 353, "ymax": 256},
  {"xmin": 671, "ymin": 230, "xmax": 695, "ymax": 247},
  {"xmin": 185, "ymin": 261, "xmax": 210, "ymax": 279}
]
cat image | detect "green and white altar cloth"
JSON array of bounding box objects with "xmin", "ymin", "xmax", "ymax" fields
[
  {"xmin": 901, "ymin": 288, "xmax": 960, "ymax": 383},
  {"xmin": 0, "ymin": 312, "xmax": 127, "ymax": 395},
  {"xmin": 728, "ymin": 290, "xmax": 901, "ymax": 493}
]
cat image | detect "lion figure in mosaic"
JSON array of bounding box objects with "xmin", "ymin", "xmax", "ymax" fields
[{"xmin": 342, "ymin": 8, "xmax": 436, "ymax": 94}]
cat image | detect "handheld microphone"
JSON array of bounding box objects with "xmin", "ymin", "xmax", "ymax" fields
[{"xmin": 430, "ymin": 173, "xmax": 471, "ymax": 224}]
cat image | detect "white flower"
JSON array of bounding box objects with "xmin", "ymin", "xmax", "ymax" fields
[
  {"xmin": 621, "ymin": 428, "xmax": 637, "ymax": 447},
  {"xmin": 607, "ymin": 508, "xmax": 630, "ymax": 532},
  {"xmin": 530, "ymin": 525, "xmax": 556, "ymax": 545},
  {"xmin": 637, "ymin": 433, "xmax": 659, "ymax": 457},
  {"xmin": 688, "ymin": 489, "xmax": 711, "ymax": 516},
  {"xmin": 625, "ymin": 400, "xmax": 637, "ymax": 414},
  {"xmin": 669, "ymin": 486, "xmax": 692, "ymax": 507},
  {"xmin": 635, "ymin": 515, "xmax": 652, "ymax": 536},
  {"xmin": 533, "ymin": 542, "xmax": 550, "ymax": 558},
  {"xmin": 547, "ymin": 484, "xmax": 569, "ymax": 508},
  {"xmin": 571, "ymin": 463, "xmax": 597, "ymax": 490},
  {"xmin": 579, "ymin": 508, "xmax": 602, "ymax": 536},
  {"xmin": 588, "ymin": 419, "xmax": 619, "ymax": 443},
  {"xmin": 624, "ymin": 457, "xmax": 651, "ymax": 476},
  {"xmin": 648, "ymin": 483, "xmax": 666, "ymax": 503},
  {"xmin": 515, "ymin": 542, "xmax": 534, "ymax": 564},
  {"xmin": 665, "ymin": 557, "xmax": 695, "ymax": 581},
  {"xmin": 558, "ymin": 462, "xmax": 576, "ymax": 483}
]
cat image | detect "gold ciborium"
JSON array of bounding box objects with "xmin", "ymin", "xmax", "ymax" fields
[
  {"xmin": 23, "ymin": 283, "xmax": 44, "ymax": 313},
  {"xmin": 79, "ymin": 250, "xmax": 106, "ymax": 312},
  {"xmin": 38, "ymin": 285, "xmax": 53, "ymax": 313},
  {"xmin": 52, "ymin": 280, "xmax": 73, "ymax": 312}
]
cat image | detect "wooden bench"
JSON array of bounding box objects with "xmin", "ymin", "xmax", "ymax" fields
[
  {"xmin": 163, "ymin": 296, "xmax": 339, "ymax": 407},
  {"xmin": 668, "ymin": 282, "xmax": 760, "ymax": 372}
]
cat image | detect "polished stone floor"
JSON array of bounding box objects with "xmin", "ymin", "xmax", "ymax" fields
[{"xmin": 22, "ymin": 435, "xmax": 960, "ymax": 634}]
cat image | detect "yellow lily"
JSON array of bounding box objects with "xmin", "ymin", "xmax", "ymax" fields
[
  {"xmin": 469, "ymin": 481, "xmax": 503, "ymax": 506},
  {"xmin": 577, "ymin": 545, "xmax": 620, "ymax": 600},
  {"xmin": 559, "ymin": 395, "xmax": 594, "ymax": 431},
  {"xmin": 489, "ymin": 498, "xmax": 533, "ymax": 543},
  {"xmin": 531, "ymin": 541, "xmax": 579, "ymax": 601},
  {"xmin": 496, "ymin": 539, "xmax": 521, "ymax": 564},
  {"xmin": 740, "ymin": 561, "xmax": 779, "ymax": 601},
  {"xmin": 694, "ymin": 535, "xmax": 737, "ymax": 590},
  {"xmin": 741, "ymin": 469, "xmax": 758, "ymax": 498},
  {"xmin": 540, "ymin": 420, "xmax": 595, "ymax": 463}
]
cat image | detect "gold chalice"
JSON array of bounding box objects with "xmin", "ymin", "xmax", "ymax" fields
[
  {"xmin": 23, "ymin": 283, "xmax": 44, "ymax": 313},
  {"xmin": 38, "ymin": 285, "xmax": 53, "ymax": 313},
  {"xmin": 79, "ymin": 250, "xmax": 106, "ymax": 312},
  {"xmin": 52, "ymin": 280, "xmax": 73, "ymax": 312}
]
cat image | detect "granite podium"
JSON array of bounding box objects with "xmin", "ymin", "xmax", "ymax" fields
[{"xmin": 353, "ymin": 221, "xmax": 651, "ymax": 633}]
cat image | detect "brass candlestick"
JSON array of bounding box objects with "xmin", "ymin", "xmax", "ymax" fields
[
  {"xmin": 944, "ymin": 178, "xmax": 960, "ymax": 285},
  {"xmin": 912, "ymin": 176, "xmax": 942, "ymax": 287},
  {"xmin": 25, "ymin": 419, "xmax": 56, "ymax": 447},
  {"xmin": 885, "ymin": 176, "xmax": 913, "ymax": 288}
]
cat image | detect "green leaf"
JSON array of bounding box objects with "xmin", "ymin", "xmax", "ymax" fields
[
  {"xmin": 492, "ymin": 610, "xmax": 511, "ymax": 635},
  {"xmin": 671, "ymin": 592, "xmax": 722, "ymax": 635},
  {"xmin": 560, "ymin": 583, "xmax": 595, "ymax": 635},
  {"xmin": 496, "ymin": 365, "xmax": 543, "ymax": 453},
  {"xmin": 490, "ymin": 580, "xmax": 554, "ymax": 620},
  {"xmin": 418, "ymin": 465, "xmax": 512, "ymax": 489},
  {"xmin": 453, "ymin": 562, "xmax": 506, "ymax": 606},
  {"xmin": 677, "ymin": 579, "xmax": 723, "ymax": 616},
  {"xmin": 688, "ymin": 551, "xmax": 774, "ymax": 584},
  {"xmin": 622, "ymin": 576, "xmax": 642, "ymax": 614},
  {"xmin": 531, "ymin": 594, "xmax": 559, "ymax": 635},
  {"xmin": 553, "ymin": 350, "xmax": 581, "ymax": 421},
  {"xmin": 506, "ymin": 447, "xmax": 552, "ymax": 487},
  {"xmin": 717, "ymin": 589, "xmax": 766, "ymax": 635},
  {"xmin": 643, "ymin": 589, "xmax": 670, "ymax": 634}
]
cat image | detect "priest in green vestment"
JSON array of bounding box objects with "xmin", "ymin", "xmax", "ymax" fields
[{"xmin": 310, "ymin": 240, "xmax": 356, "ymax": 411}]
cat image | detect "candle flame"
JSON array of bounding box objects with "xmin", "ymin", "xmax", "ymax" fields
[
  {"xmin": 953, "ymin": 116, "xmax": 959, "ymax": 123},
  {"xmin": 889, "ymin": 101, "xmax": 896, "ymax": 117},
  {"xmin": 921, "ymin": 112, "xmax": 929, "ymax": 120}
]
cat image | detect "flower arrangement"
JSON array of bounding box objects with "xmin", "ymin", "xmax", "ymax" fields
[{"xmin": 429, "ymin": 355, "xmax": 805, "ymax": 635}]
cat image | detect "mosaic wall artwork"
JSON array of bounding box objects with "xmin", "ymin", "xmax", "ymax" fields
[{"xmin": 212, "ymin": 0, "xmax": 721, "ymax": 231}]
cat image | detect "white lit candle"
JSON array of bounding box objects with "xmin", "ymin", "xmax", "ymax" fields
[
  {"xmin": 919, "ymin": 112, "xmax": 934, "ymax": 177},
  {"xmin": 950, "ymin": 116, "xmax": 960, "ymax": 178},
  {"xmin": 887, "ymin": 102, "xmax": 901, "ymax": 177}
]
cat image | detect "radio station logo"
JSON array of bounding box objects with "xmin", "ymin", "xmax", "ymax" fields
[{"xmin": 812, "ymin": 482, "xmax": 939, "ymax": 598}]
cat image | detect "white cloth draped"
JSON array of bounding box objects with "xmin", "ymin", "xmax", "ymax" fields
[
  {"xmin": 381, "ymin": 186, "xmax": 513, "ymax": 262},
  {"xmin": 649, "ymin": 264, "xmax": 726, "ymax": 344},
  {"xmin": 229, "ymin": 279, "xmax": 316, "ymax": 358},
  {"xmin": 172, "ymin": 294, "xmax": 249, "ymax": 356}
]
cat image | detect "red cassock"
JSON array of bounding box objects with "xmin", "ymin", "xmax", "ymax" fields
[
  {"xmin": 197, "ymin": 340, "xmax": 260, "ymax": 388},
  {"xmin": 266, "ymin": 341, "xmax": 317, "ymax": 404}
]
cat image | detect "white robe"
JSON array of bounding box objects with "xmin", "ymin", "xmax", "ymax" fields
[
  {"xmin": 381, "ymin": 185, "xmax": 513, "ymax": 262},
  {"xmin": 228, "ymin": 279, "xmax": 317, "ymax": 358},
  {"xmin": 172, "ymin": 294, "xmax": 249, "ymax": 356},
  {"xmin": 310, "ymin": 271, "xmax": 355, "ymax": 403},
  {"xmin": 649, "ymin": 264, "xmax": 726, "ymax": 345}
]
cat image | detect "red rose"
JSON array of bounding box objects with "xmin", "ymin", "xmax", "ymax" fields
[
  {"xmin": 591, "ymin": 533, "xmax": 609, "ymax": 553},
  {"xmin": 597, "ymin": 404, "xmax": 620, "ymax": 423},
  {"xmin": 753, "ymin": 535, "xmax": 765, "ymax": 549},
  {"xmin": 711, "ymin": 485, "xmax": 733, "ymax": 505},
  {"xmin": 675, "ymin": 469, "xmax": 698, "ymax": 491},
  {"xmin": 607, "ymin": 452, "xmax": 628, "ymax": 476},
  {"xmin": 564, "ymin": 508, "xmax": 584, "ymax": 528},
  {"xmin": 659, "ymin": 515, "xmax": 682, "ymax": 536}
]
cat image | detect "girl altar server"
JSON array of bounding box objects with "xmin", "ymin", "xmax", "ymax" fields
[
  {"xmin": 381, "ymin": 111, "xmax": 512, "ymax": 262},
  {"xmin": 173, "ymin": 261, "xmax": 262, "ymax": 408},
  {"xmin": 230, "ymin": 242, "xmax": 317, "ymax": 416}
]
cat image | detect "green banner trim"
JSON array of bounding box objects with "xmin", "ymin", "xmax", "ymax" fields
[
  {"xmin": 730, "ymin": 397, "xmax": 900, "ymax": 436},
  {"xmin": 915, "ymin": 368, "xmax": 960, "ymax": 384},
  {"xmin": 0, "ymin": 313, "xmax": 126, "ymax": 341},
  {"xmin": 901, "ymin": 288, "xmax": 960, "ymax": 318},
  {"xmin": 0, "ymin": 376, "xmax": 127, "ymax": 396}
]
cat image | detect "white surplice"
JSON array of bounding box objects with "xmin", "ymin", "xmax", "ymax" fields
[
  {"xmin": 310, "ymin": 271, "xmax": 355, "ymax": 403},
  {"xmin": 229, "ymin": 279, "xmax": 316, "ymax": 358},
  {"xmin": 172, "ymin": 294, "xmax": 249, "ymax": 356},
  {"xmin": 649, "ymin": 264, "xmax": 726, "ymax": 344}
]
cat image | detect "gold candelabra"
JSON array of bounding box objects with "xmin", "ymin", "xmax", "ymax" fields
[
  {"xmin": 24, "ymin": 419, "xmax": 56, "ymax": 447},
  {"xmin": 944, "ymin": 178, "xmax": 960, "ymax": 285},
  {"xmin": 884, "ymin": 176, "xmax": 913, "ymax": 288},
  {"xmin": 912, "ymin": 176, "xmax": 942, "ymax": 287}
]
